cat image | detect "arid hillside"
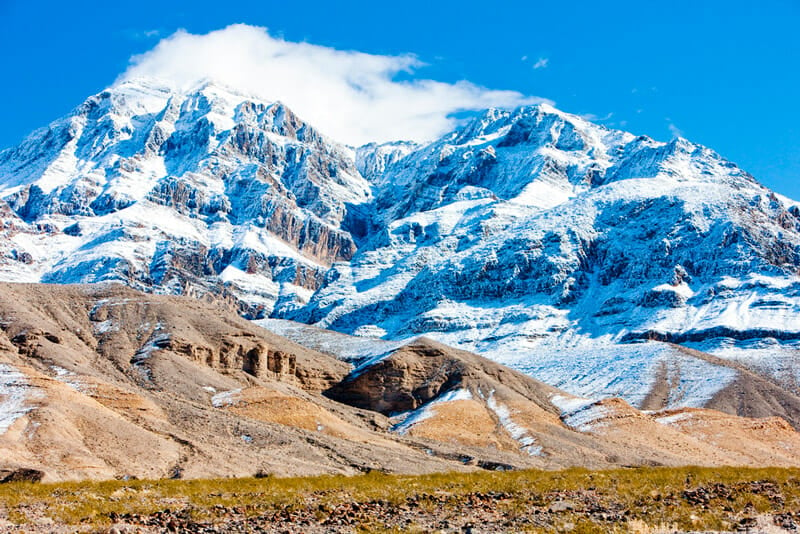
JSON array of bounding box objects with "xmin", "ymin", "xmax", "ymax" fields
[{"xmin": 1, "ymin": 283, "xmax": 800, "ymax": 482}]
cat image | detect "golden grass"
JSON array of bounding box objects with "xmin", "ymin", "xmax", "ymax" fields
[{"xmin": 0, "ymin": 466, "xmax": 798, "ymax": 531}]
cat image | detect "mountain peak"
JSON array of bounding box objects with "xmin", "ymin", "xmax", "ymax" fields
[{"xmin": 112, "ymin": 76, "xmax": 262, "ymax": 102}]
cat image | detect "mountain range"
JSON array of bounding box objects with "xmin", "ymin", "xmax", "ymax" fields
[{"xmin": 1, "ymin": 76, "xmax": 799, "ymax": 434}]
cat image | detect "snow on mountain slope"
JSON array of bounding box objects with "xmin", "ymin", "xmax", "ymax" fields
[
  {"xmin": 355, "ymin": 141, "xmax": 419, "ymax": 183},
  {"xmin": 0, "ymin": 78, "xmax": 372, "ymax": 317},
  {"xmin": 3, "ymin": 83, "xmax": 800, "ymax": 410},
  {"xmin": 256, "ymin": 317, "xmax": 405, "ymax": 370},
  {"xmin": 289, "ymin": 104, "xmax": 800, "ymax": 402}
]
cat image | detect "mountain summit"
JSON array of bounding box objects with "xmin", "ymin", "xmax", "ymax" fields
[{"xmin": 2, "ymin": 78, "xmax": 799, "ymax": 409}]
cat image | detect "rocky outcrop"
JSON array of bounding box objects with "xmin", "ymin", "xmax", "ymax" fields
[
  {"xmin": 326, "ymin": 340, "xmax": 467, "ymax": 414},
  {"xmin": 246, "ymin": 198, "xmax": 356, "ymax": 264},
  {"xmin": 169, "ymin": 339, "xmax": 299, "ymax": 382},
  {"xmin": 0, "ymin": 468, "xmax": 45, "ymax": 483},
  {"xmin": 72, "ymin": 284, "xmax": 350, "ymax": 392},
  {"xmin": 325, "ymin": 337, "xmax": 559, "ymax": 416}
]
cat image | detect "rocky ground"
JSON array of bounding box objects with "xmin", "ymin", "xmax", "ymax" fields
[{"xmin": 2, "ymin": 468, "xmax": 800, "ymax": 533}]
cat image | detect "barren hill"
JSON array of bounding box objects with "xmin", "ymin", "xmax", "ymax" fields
[{"xmin": 1, "ymin": 283, "xmax": 800, "ymax": 482}]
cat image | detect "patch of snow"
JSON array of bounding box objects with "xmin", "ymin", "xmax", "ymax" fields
[
  {"xmin": 92, "ymin": 320, "xmax": 117, "ymax": 334},
  {"xmin": 559, "ymin": 402, "xmax": 612, "ymax": 433},
  {"xmin": 512, "ymin": 179, "xmax": 575, "ymax": 210},
  {"xmin": 351, "ymin": 325, "xmax": 388, "ymax": 338},
  {"xmin": 50, "ymin": 365, "xmax": 93, "ymax": 394},
  {"xmin": 652, "ymin": 282, "xmax": 694, "ymax": 299},
  {"xmin": 655, "ymin": 411, "xmax": 694, "ymax": 426},
  {"xmin": 663, "ymin": 357, "xmax": 737, "ymax": 408},
  {"xmin": 25, "ymin": 420, "xmax": 40, "ymax": 439},
  {"xmin": 51, "ymin": 365, "xmax": 71, "ymax": 378},
  {"xmin": 133, "ymin": 333, "xmax": 170, "ymax": 362},
  {"xmin": 392, "ymin": 388, "xmax": 472, "ymax": 435},
  {"xmin": 130, "ymin": 331, "xmax": 170, "ymax": 382},
  {"xmin": 550, "ymin": 394, "xmax": 596, "ymax": 415},
  {"xmin": 551, "ymin": 394, "xmax": 611, "ymax": 433},
  {"xmin": 212, "ymin": 388, "xmax": 242, "ymax": 408},
  {"xmin": 487, "ymin": 391, "xmax": 543, "ymax": 456},
  {"xmin": 0, "ymin": 364, "xmax": 40, "ymax": 435}
]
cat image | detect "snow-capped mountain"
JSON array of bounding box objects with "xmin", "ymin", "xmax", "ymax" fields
[
  {"xmin": 290, "ymin": 104, "xmax": 800, "ymax": 399},
  {"xmin": 2, "ymin": 79, "xmax": 800, "ymax": 408},
  {"xmin": 0, "ymin": 78, "xmax": 371, "ymax": 316}
]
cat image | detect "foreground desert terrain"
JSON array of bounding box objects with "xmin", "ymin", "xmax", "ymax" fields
[{"xmin": 1, "ymin": 467, "xmax": 799, "ymax": 533}]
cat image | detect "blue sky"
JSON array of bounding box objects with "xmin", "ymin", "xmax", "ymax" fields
[{"xmin": 1, "ymin": 0, "xmax": 798, "ymax": 196}]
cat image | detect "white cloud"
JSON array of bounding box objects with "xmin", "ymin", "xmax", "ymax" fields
[
  {"xmin": 120, "ymin": 28, "xmax": 162, "ymax": 41},
  {"xmin": 666, "ymin": 119, "xmax": 684, "ymax": 138},
  {"xmin": 532, "ymin": 57, "xmax": 549, "ymax": 70},
  {"xmin": 580, "ymin": 112, "xmax": 613, "ymax": 122},
  {"xmin": 116, "ymin": 24, "xmax": 549, "ymax": 145}
]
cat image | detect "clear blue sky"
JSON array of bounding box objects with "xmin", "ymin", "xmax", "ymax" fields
[{"xmin": 1, "ymin": 0, "xmax": 798, "ymax": 197}]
